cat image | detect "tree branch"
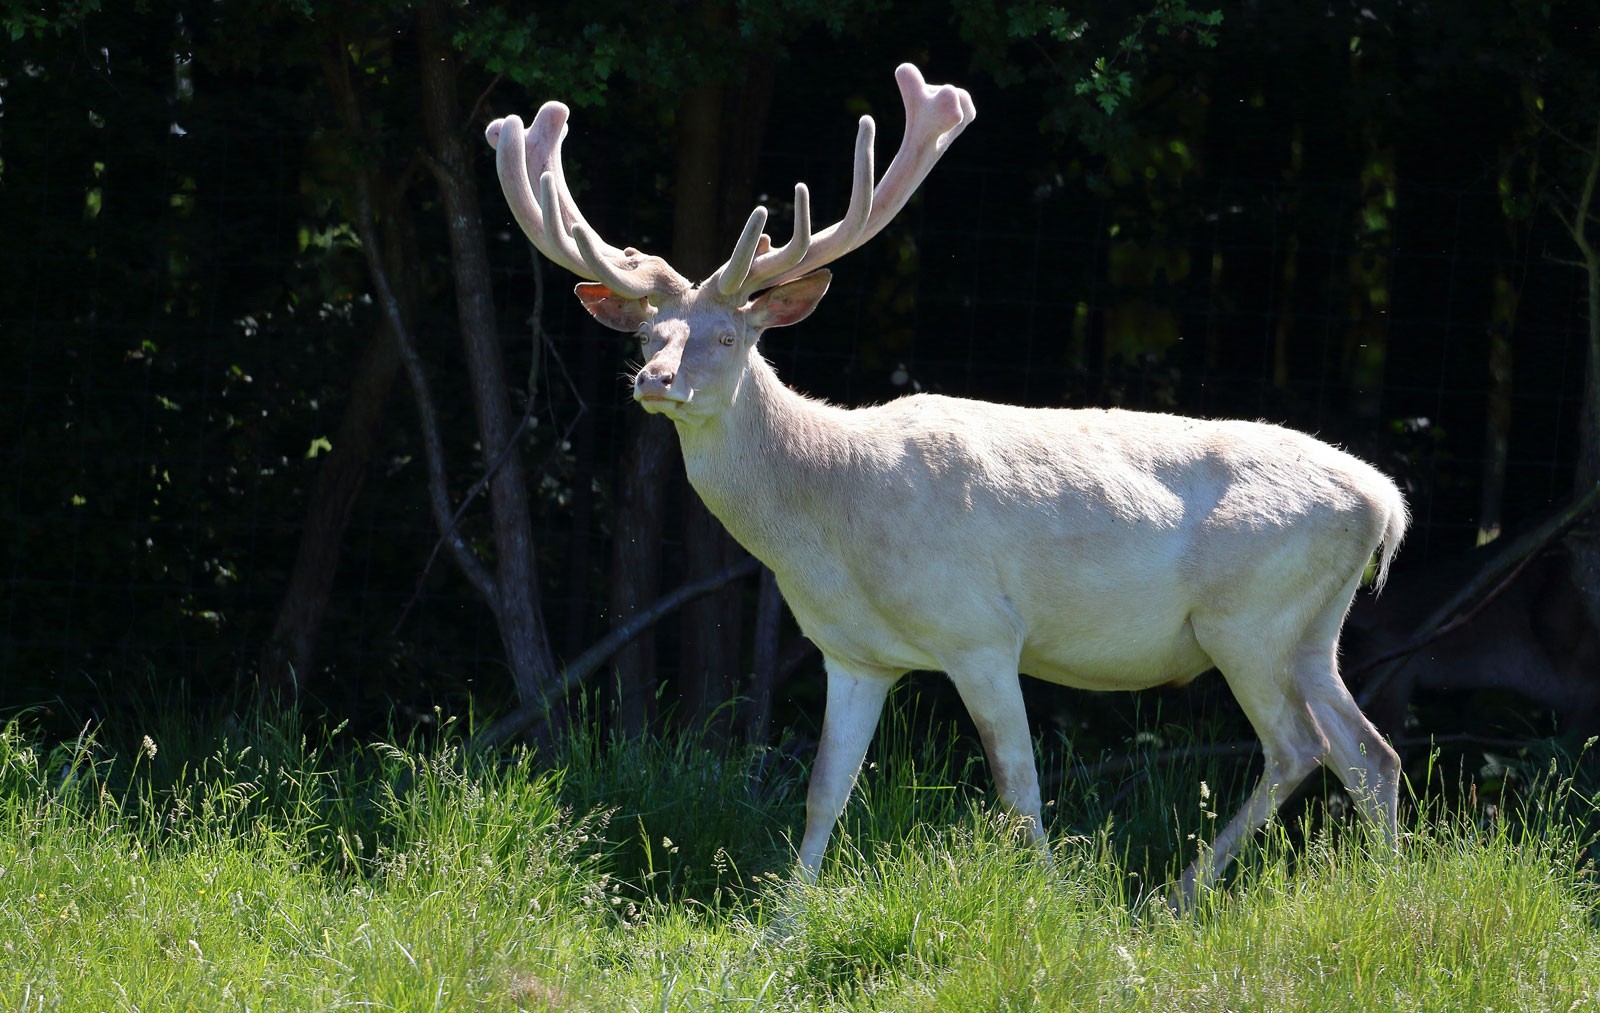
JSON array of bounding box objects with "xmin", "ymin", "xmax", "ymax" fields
[
  {"xmin": 464, "ymin": 72, "xmax": 503, "ymax": 135},
  {"xmin": 320, "ymin": 40, "xmax": 498, "ymax": 610},
  {"xmin": 1343, "ymin": 549, "xmax": 1537, "ymax": 679},
  {"xmin": 393, "ymin": 249, "xmax": 563, "ymax": 636},
  {"xmin": 389, "ymin": 409, "xmax": 531, "ymax": 636},
  {"xmin": 470, "ymin": 555, "xmax": 762, "ymax": 751},
  {"xmin": 1354, "ymin": 482, "xmax": 1600, "ymax": 709},
  {"xmin": 1563, "ymin": 114, "xmax": 1600, "ymax": 262},
  {"xmin": 1532, "ymin": 107, "xmax": 1591, "ymax": 156},
  {"xmin": 1544, "ymin": 249, "xmax": 1589, "ymax": 270},
  {"xmin": 1073, "ymin": 732, "xmax": 1564, "ymax": 784},
  {"xmin": 1533, "ymin": 109, "xmax": 1600, "ymax": 267},
  {"xmin": 1076, "ymin": 740, "xmax": 1259, "ymax": 781}
]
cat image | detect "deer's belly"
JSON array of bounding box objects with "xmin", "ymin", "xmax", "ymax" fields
[
  {"xmin": 1018, "ymin": 628, "xmax": 1214, "ymax": 691},
  {"xmin": 791, "ymin": 606, "xmax": 948, "ymax": 674},
  {"xmin": 1013, "ymin": 570, "xmax": 1215, "ymax": 689},
  {"xmin": 782, "ymin": 572, "xmax": 1214, "ymax": 690}
]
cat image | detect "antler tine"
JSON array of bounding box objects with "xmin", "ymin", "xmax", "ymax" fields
[
  {"xmin": 747, "ymin": 183, "xmax": 814, "ymax": 284},
  {"xmin": 490, "ymin": 64, "xmax": 968, "ymax": 303},
  {"xmin": 710, "ymin": 181, "xmax": 819, "ymax": 298},
  {"xmin": 488, "ymin": 105, "xmax": 592, "ymax": 279},
  {"xmin": 722, "ymin": 122, "xmax": 870, "ymax": 300},
  {"xmin": 713, "ymin": 206, "xmax": 770, "ymax": 297},
  {"xmin": 729, "ymin": 63, "xmax": 973, "ymax": 298},
  {"xmin": 488, "ymin": 104, "xmax": 688, "ymax": 301},
  {"xmin": 858, "ymin": 63, "xmax": 975, "ymax": 238},
  {"xmin": 535, "ymin": 168, "xmax": 599, "ymax": 281},
  {"xmin": 568, "ymin": 223, "xmax": 645, "ymax": 297}
]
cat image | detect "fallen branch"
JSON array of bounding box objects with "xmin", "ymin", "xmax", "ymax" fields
[
  {"xmin": 1073, "ymin": 732, "xmax": 1564, "ymax": 784},
  {"xmin": 471, "ymin": 555, "xmax": 762, "ymax": 750},
  {"xmin": 1354, "ymin": 482, "xmax": 1600, "ymax": 709},
  {"xmin": 1076, "ymin": 740, "xmax": 1260, "ymax": 781},
  {"xmin": 1344, "ymin": 549, "xmax": 1537, "ymax": 680}
]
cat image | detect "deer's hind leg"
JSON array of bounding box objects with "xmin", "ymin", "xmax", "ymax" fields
[
  {"xmin": 1293, "ymin": 572, "xmax": 1402, "ymax": 846},
  {"xmin": 1182, "ymin": 604, "xmax": 1331, "ymax": 903},
  {"xmin": 1183, "ymin": 572, "xmax": 1401, "ymax": 904}
]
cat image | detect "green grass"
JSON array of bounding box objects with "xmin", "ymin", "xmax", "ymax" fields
[{"xmin": 1, "ymin": 706, "xmax": 1598, "ymax": 1010}]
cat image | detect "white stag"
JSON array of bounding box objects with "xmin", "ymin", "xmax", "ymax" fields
[{"xmin": 486, "ymin": 64, "xmax": 1407, "ymax": 900}]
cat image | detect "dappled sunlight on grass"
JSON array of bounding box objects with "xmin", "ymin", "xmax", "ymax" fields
[{"xmin": 0, "ymin": 712, "xmax": 1596, "ymax": 1009}]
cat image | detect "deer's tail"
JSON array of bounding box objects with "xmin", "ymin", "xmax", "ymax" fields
[{"xmin": 1369, "ymin": 480, "xmax": 1409, "ymax": 595}]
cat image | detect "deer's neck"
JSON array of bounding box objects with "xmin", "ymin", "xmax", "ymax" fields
[{"xmin": 672, "ymin": 354, "xmax": 856, "ymax": 563}]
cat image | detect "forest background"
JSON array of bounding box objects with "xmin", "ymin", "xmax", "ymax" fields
[{"xmin": 4, "ymin": 0, "xmax": 1599, "ymax": 762}]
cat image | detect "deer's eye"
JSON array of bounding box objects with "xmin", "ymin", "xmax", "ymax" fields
[{"xmin": 718, "ymin": 331, "xmax": 736, "ymax": 347}]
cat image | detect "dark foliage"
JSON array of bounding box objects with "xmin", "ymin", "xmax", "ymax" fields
[{"xmin": 2, "ymin": 1, "xmax": 1597, "ymax": 759}]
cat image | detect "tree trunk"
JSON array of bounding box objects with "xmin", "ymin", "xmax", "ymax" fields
[
  {"xmin": 1553, "ymin": 115, "xmax": 1600, "ymax": 649},
  {"xmin": 1477, "ymin": 270, "xmax": 1517, "ymax": 545},
  {"xmin": 1568, "ymin": 237, "xmax": 1600, "ymax": 633},
  {"xmin": 602, "ymin": 19, "xmax": 742, "ymax": 738},
  {"xmin": 670, "ymin": 74, "xmax": 733, "ymax": 737},
  {"xmin": 673, "ymin": 53, "xmax": 776, "ymax": 741},
  {"xmin": 418, "ymin": 1, "xmax": 558, "ymax": 708},
  {"xmin": 604, "ymin": 40, "xmax": 777, "ymax": 739},
  {"xmin": 258, "ymin": 314, "xmax": 400, "ymax": 703},
  {"xmin": 1569, "ymin": 117, "xmax": 1600, "ymax": 499},
  {"xmin": 741, "ymin": 567, "xmax": 783, "ymax": 745},
  {"xmin": 1270, "ymin": 126, "xmax": 1304, "ymax": 393},
  {"xmin": 605, "ymin": 69, "xmax": 731, "ymax": 740},
  {"xmin": 562, "ymin": 316, "xmax": 602, "ymax": 661},
  {"xmin": 609, "ymin": 412, "xmax": 675, "ymax": 736},
  {"xmin": 1577, "ymin": 239, "xmax": 1600, "ymax": 492},
  {"xmin": 259, "ymin": 133, "xmax": 425, "ymax": 709}
]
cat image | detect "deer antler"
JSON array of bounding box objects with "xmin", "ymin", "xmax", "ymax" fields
[
  {"xmin": 707, "ymin": 64, "xmax": 976, "ymax": 301},
  {"xmin": 486, "ymin": 103, "xmax": 689, "ymax": 301}
]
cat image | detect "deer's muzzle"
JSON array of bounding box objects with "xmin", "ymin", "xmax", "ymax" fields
[{"xmin": 634, "ymin": 363, "xmax": 690, "ymax": 412}]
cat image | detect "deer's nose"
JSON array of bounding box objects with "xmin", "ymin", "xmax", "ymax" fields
[{"xmin": 636, "ymin": 364, "xmax": 675, "ymax": 390}]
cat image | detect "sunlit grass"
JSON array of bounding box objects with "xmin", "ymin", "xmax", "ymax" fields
[{"xmin": 0, "ymin": 707, "xmax": 1596, "ymax": 1010}]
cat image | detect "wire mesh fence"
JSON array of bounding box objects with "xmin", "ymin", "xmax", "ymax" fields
[{"xmin": 1, "ymin": 121, "xmax": 1588, "ymax": 723}]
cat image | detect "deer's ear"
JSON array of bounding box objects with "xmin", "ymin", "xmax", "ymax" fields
[
  {"xmin": 576, "ymin": 283, "xmax": 653, "ymax": 332},
  {"xmin": 746, "ymin": 270, "xmax": 831, "ymax": 331}
]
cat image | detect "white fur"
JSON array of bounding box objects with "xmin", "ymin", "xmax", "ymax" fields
[
  {"xmin": 490, "ymin": 60, "xmax": 1405, "ymax": 902},
  {"xmin": 626, "ymin": 280, "xmax": 1406, "ymax": 902}
]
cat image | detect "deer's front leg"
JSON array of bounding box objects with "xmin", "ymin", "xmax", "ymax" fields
[{"xmin": 797, "ymin": 658, "xmax": 899, "ymax": 881}]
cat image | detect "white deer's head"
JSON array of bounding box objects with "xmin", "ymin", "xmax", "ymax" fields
[{"xmin": 485, "ymin": 64, "xmax": 975, "ymax": 425}]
